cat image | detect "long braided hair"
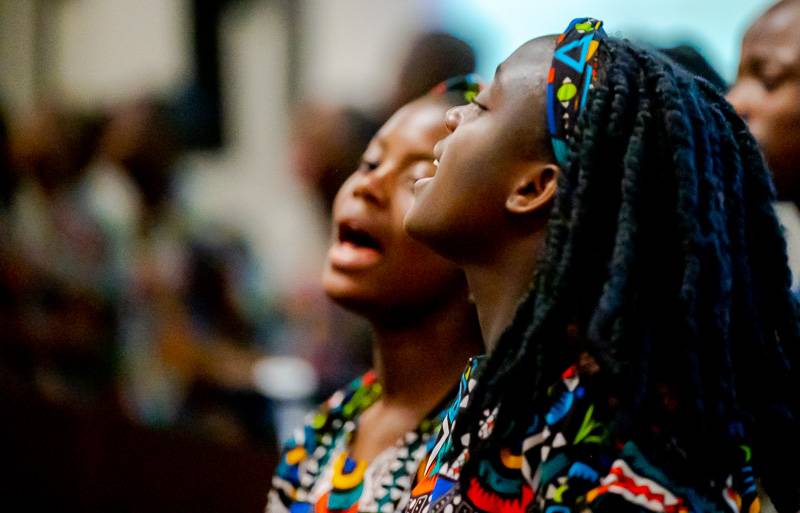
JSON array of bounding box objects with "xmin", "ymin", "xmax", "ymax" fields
[{"xmin": 453, "ymin": 37, "xmax": 800, "ymax": 503}]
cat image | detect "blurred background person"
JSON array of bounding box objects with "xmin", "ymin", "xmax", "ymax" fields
[
  {"xmin": 99, "ymin": 96, "xmax": 279, "ymax": 446},
  {"xmin": 269, "ymin": 79, "xmax": 483, "ymax": 513},
  {"xmin": 0, "ymin": 104, "xmax": 25, "ymax": 392},
  {"xmin": 288, "ymin": 31, "xmax": 477, "ymax": 403},
  {"xmin": 660, "ymin": 44, "xmax": 728, "ymax": 91},
  {"xmin": 728, "ymin": 0, "xmax": 800, "ymax": 294},
  {"xmin": 3, "ymin": 103, "xmax": 114, "ymax": 405}
]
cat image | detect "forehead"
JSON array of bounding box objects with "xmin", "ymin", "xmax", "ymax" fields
[
  {"xmin": 496, "ymin": 38, "xmax": 555, "ymax": 96},
  {"xmin": 744, "ymin": 3, "xmax": 800, "ymax": 64},
  {"xmin": 487, "ymin": 37, "xmax": 556, "ymax": 154},
  {"xmin": 374, "ymin": 100, "xmax": 449, "ymax": 148}
]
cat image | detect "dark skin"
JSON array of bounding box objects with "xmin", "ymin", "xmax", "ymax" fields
[
  {"xmin": 405, "ymin": 37, "xmax": 559, "ymax": 351},
  {"xmin": 322, "ymin": 97, "xmax": 483, "ymax": 461},
  {"xmin": 728, "ymin": 0, "xmax": 800, "ymax": 205}
]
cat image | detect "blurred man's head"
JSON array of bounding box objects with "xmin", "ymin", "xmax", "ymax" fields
[
  {"xmin": 101, "ymin": 98, "xmax": 179, "ymax": 208},
  {"xmin": 728, "ymin": 0, "xmax": 800, "ymax": 202},
  {"xmin": 390, "ymin": 32, "xmax": 476, "ymax": 112},
  {"xmin": 9, "ymin": 104, "xmax": 105, "ymax": 196}
]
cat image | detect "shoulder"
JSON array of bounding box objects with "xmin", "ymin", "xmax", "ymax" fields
[
  {"xmin": 280, "ymin": 370, "xmax": 380, "ymax": 462},
  {"xmin": 269, "ymin": 371, "xmax": 380, "ymax": 504}
]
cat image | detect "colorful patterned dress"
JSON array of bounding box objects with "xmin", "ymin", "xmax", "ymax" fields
[
  {"xmin": 407, "ymin": 357, "xmax": 761, "ymax": 513},
  {"xmin": 268, "ymin": 370, "xmax": 451, "ymax": 513}
]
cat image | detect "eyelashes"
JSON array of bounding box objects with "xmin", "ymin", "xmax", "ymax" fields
[
  {"xmin": 359, "ymin": 159, "xmax": 379, "ymax": 172},
  {"xmin": 358, "ymin": 158, "xmax": 434, "ymax": 183}
]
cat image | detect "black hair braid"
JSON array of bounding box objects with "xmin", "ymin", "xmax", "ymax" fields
[
  {"xmin": 452, "ymin": 43, "xmax": 636, "ymax": 452},
  {"xmin": 667, "ymin": 62, "xmax": 736, "ymax": 421},
  {"xmin": 451, "ymin": 38, "xmax": 800, "ymax": 505}
]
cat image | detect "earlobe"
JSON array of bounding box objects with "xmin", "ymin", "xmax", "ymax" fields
[{"xmin": 505, "ymin": 163, "xmax": 559, "ymax": 215}]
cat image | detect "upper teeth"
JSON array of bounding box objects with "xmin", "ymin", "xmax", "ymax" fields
[{"xmin": 433, "ymin": 159, "xmax": 439, "ymax": 167}]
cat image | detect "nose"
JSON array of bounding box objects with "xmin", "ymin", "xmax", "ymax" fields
[
  {"xmin": 444, "ymin": 105, "xmax": 466, "ymax": 133},
  {"xmin": 726, "ymin": 81, "xmax": 752, "ymax": 122},
  {"xmin": 351, "ymin": 165, "xmax": 389, "ymax": 206}
]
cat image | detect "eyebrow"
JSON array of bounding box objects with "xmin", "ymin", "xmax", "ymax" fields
[
  {"xmin": 370, "ymin": 136, "xmax": 387, "ymax": 151},
  {"xmin": 495, "ymin": 63, "xmax": 504, "ymax": 77},
  {"xmin": 747, "ymin": 46, "xmax": 797, "ymax": 73}
]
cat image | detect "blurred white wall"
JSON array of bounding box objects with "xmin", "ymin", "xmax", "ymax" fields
[
  {"xmin": 50, "ymin": 0, "xmax": 190, "ymax": 108},
  {"xmin": 299, "ymin": 0, "xmax": 433, "ymax": 110},
  {"xmin": 440, "ymin": 0, "xmax": 775, "ymax": 83},
  {"xmin": 0, "ymin": 0, "xmax": 189, "ymax": 111},
  {"xmin": 167, "ymin": 0, "xmax": 329, "ymax": 294},
  {"xmin": 0, "ymin": 0, "xmax": 38, "ymax": 114},
  {"xmin": 214, "ymin": 0, "xmax": 328, "ymax": 292}
]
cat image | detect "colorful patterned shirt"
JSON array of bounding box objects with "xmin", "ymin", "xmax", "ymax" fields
[
  {"xmin": 407, "ymin": 357, "xmax": 761, "ymax": 513},
  {"xmin": 268, "ymin": 371, "xmax": 452, "ymax": 513}
]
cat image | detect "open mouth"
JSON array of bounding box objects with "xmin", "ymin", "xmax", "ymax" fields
[
  {"xmin": 328, "ymin": 221, "xmax": 384, "ymax": 271},
  {"xmin": 338, "ymin": 222, "xmax": 383, "ymax": 252}
]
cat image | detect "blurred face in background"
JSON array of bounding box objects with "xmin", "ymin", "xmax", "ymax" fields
[
  {"xmin": 322, "ymin": 97, "xmax": 467, "ymax": 318},
  {"xmin": 728, "ymin": 0, "xmax": 800, "ymax": 202},
  {"xmin": 9, "ymin": 106, "xmax": 99, "ymax": 195},
  {"xmin": 100, "ymin": 99, "xmax": 178, "ymax": 208}
]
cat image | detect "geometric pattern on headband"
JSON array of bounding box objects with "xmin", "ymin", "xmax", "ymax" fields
[{"xmin": 546, "ymin": 17, "xmax": 607, "ymax": 167}]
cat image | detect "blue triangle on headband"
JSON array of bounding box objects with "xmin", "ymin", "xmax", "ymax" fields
[{"xmin": 553, "ymin": 33, "xmax": 595, "ymax": 74}]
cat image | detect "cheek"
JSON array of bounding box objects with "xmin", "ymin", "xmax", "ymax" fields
[
  {"xmin": 390, "ymin": 196, "xmax": 462, "ymax": 287},
  {"xmin": 752, "ymin": 91, "xmax": 800, "ymax": 192},
  {"xmin": 387, "ymin": 236, "xmax": 464, "ymax": 297},
  {"xmin": 438, "ymin": 132, "xmax": 496, "ymax": 203},
  {"xmin": 394, "ymin": 185, "xmax": 416, "ymax": 220},
  {"xmin": 756, "ymin": 87, "xmax": 800, "ymax": 142}
]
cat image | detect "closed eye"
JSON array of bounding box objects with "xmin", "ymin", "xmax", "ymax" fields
[
  {"xmin": 407, "ymin": 159, "xmax": 436, "ymax": 182},
  {"xmin": 359, "ymin": 158, "xmax": 379, "ymax": 172},
  {"xmin": 759, "ymin": 70, "xmax": 788, "ymax": 92}
]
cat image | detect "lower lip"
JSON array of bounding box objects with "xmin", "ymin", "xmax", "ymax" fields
[{"xmin": 328, "ymin": 241, "xmax": 383, "ymax": 270}]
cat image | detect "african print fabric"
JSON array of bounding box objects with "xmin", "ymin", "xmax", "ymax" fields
[
  {"xmin": 406, "ymin": 357, "xmax": 761, "ymax": 513},
  {"xmin": 267, "ymin": 370, "xmax": 450, "ymax": 513},
  {"xmin": 546, "ymin": 17, "xmax": 606, "ymax": 168}
]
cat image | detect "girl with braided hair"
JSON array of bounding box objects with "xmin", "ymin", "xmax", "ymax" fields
[
  {"xmin": 403, "ymin": 18, "xmax": 800, "ymax": 513},
  {"xmin": 267, "ymin": 77, "xmax": 484, "ymax": 513}
]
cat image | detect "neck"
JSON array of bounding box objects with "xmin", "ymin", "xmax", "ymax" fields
[
  {"xmin": 462, "ymin": 233, "xmax": 544, "ymax": 352},
  {"xmin": 369, "ymin": 292, "xmax": 483, "ymax": 410}
]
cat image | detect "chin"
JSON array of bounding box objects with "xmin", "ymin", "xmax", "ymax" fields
[
  {"xmin": 324, "ymin": 284, "xmax": 369, "ymax": 313},
  {"xmin": 404, "ymin": 204, "xmax": 434, "ymax": 243},
  {"xmin": 322, "ymin": 269, "xmax": 376, "ymax": 314},
  {"xmin": 405, "ymin": 212, "xmax": 453, "ymax": 263},
  {"xmin": 322, "ymin": 267, "xmax": 354, "ymax": 299}
]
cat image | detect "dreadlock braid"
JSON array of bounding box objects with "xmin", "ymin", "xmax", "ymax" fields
[{"xmin": 452, "ymin": 37, "xmax": 800, "ymax": 504}]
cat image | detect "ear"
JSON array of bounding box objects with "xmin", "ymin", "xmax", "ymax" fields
[{"xmin": 505, "ymin": 163, "xmax": 559, "ymax": 215}]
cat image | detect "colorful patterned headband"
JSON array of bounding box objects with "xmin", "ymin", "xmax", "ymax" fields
[
  {"xmin": 430, "ymin": 73, "xmax": 483, "ymax": 103},
  {"xmin": 546, "ymin": 18, "xmax": 607, "ymax": 168}
]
